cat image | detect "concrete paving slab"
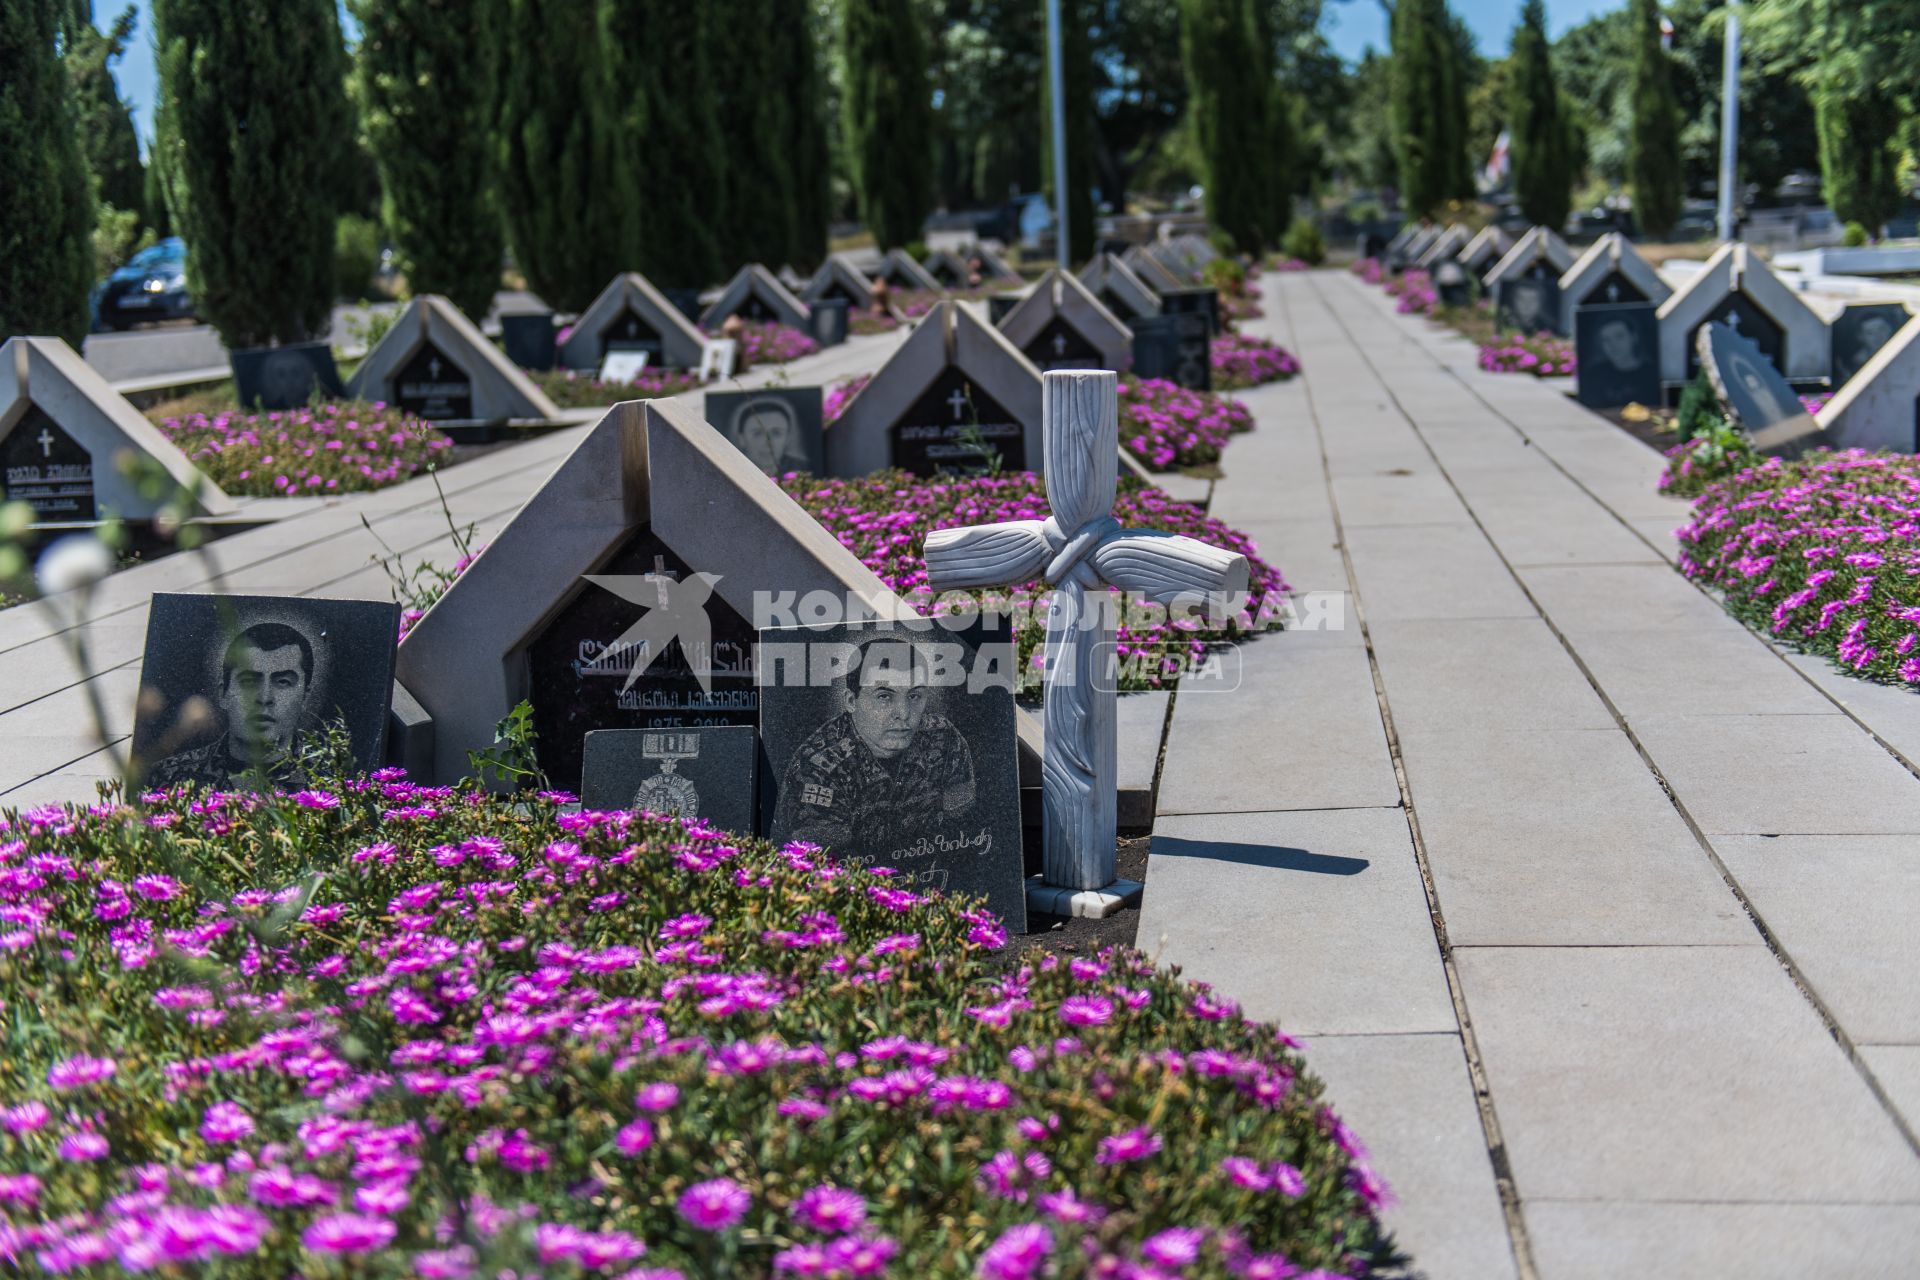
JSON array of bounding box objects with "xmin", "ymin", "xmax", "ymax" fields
[
  {"xmin": 1229, "ymin": 517, "xmax": 1348, "ymax": 597},
  {"xmin": 1343, "ymin": 523, "xmax": 1536, "ymax": 623},
  {"xmin": 1141, "ymin": 806, "xmax": 1454, "ymax": 1035},
  {"xmin": 1331, "ymin": 472, "xmax": 1470, "ymax": 527},
  {"xmin": 1518, "ymin": 563, "xmax": 1734, "ymax": 634},
  {"xmin": 1368, "ymin": 618, "xmax": 1614, "ymax": 736},
  {"xmin": 1861, "ymin": 1046, "xmax": 1920, "ymax": 1135},
  {"xmin": 1777, "ymin": 651, "xmax": 1920, "ymax": 772},
  {"xmin": 1571, "ymin": 627, "xmax": 1841, "ymax": 720},
  {"xmin": 1456, "ymin": 945, "xmax": 1920, "ymax": 1203},
  {"xmin": 1524, "ymin": 1201, "xmax": 1920, "ymax": 1280}
]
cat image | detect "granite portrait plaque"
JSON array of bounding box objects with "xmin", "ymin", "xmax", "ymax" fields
[
  {"xmin": 759, "ymin": 618, "xmax": 1026, "ymax": 928},
  {"xmin": 526, "ymin": 527, "xmax": 758, "ymax": 792},
  {"xmin": 1699, "ymin": 321, "xmax": 1821, "ymax": 455},
  {"xmin": 704, "ymin": 387, "xmax": 825, "ymax": 477},
  {"xmin": 2, "ymin": 406, "xmax": 95, "ymax": 522},
  {"xmin": 580, "ymin": 725, "xmax": 757, "ymax": 833},
  {"xmin": 230, "ymin": 341, "xmax": 345, "ymax": 412},
  {"xmin": 1574, "ymin": 304, "xmax": 1660, "ymax": 409},
  {"xmin": 810, "ymin": 299, "xmax": 850, "ymax": 348},
  {"xmin": 394, "ymin": 341, "xmax": 474, "ymax": 421},
  {"xmin": 889, "ymin": 367, "xmax": 1028, "ymax": 475},
  {"xmin": 1498, "ymin": 276, "xmax": 1562, "ymax": 335},
  {"xmin": 501, "ymin": 312, "xmax": 559, "ymax": 371},
  {"xmin": 1832, "ymin": 304, "xmax": 1911, "ymax": 389},
  {"xmin": 131, "ymin": 593, "xmax": 398, "ymax": 790}
]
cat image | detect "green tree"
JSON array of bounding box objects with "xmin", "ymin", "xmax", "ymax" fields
[
  {"xmin": 351, "ymin": 0, "xmax": 503, "ymax": 319},
  {"xmin": 1507, "ymin": 0, "xmax": 1575, "ymax": 228},
  {"xmin": 1042, "ymin": 0, "xmax": 1098, "ymax": 259},
  {"xmin": 842, "ymin": 0, "xmax": 934, "ymax": 248},
  {"xmin": 777, "ymin": 0, "xmax": 830, "ymax": 269},
  {"xmin": 153, "ymin": 0, "xmax": 352, "ymax": 347},
  {"xmin": 1182, "ymin": 0, "xmax": 1275, "ymax": 252},
  {"xmin": 1814, "ymin": 92, "xmax": 1902, "ymax": 235},
  {"xmin": 600, "ymin": 0, "xmax": 724, "ymax": 289},
  {"xmin": 1, "ymin": 0, "xmax": 95, "ymax": 344},
  {"xmin": 713, "ymin": 0, "xmax": 792, "ymax": 268},
  {"xmin": 495, "ymin": 0, "xmax": 623, "ymax": 310},
  {"xmin": 1626, "ymin": 0, "xmax": 1683, "ymax": 237},
  {"xmin": 1389, "ymin": 0, "xmax": 1470, "ymax": 215},
  {"xmin": 63, "ymin": 3, "xmax": 145, "ymax": 217}
]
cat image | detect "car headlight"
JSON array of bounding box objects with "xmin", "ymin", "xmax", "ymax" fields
[{"xmin": 143, "ymin": 278, "xmax": 166, "ymax": 293}]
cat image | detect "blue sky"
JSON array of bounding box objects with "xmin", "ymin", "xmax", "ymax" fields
[{"xmin": 102, "ymin": 0, "xmax": 1630, "ymax": 149}]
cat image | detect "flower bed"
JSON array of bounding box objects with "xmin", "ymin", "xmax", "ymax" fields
[
  {"xmin": 1351, "ymin": 257, "xmax": 1385, "ymax": 286},
  {"xmin": 891, "ymin": 289, "xmax": 943, "ymax": 320},
  {"xmin": 1210, "ymin": 333, "xmax": 1302, "ymax": 390},
  {"xmin": 1477, "ymin": 333, "xmax": 1576, "ymax": 378},
  {"xmin": 531, "ymin": 366, "xmax": 704, "ymax": 409},
  {"xmin": 822, "ymin": 373, "xmax": 872, "ymax": 425},
  {"xmin": 850, "ymin": 310, "xmax": 902, "ymax": 337},
  {"xmin": 781, "ymin": 470, "xmax": 1289, "ymax": 692},
  {"xmin": 0, "ymin": 780, "xmax": 1390, "ymax": 1277},
  {"xmin": 726, "ymin": 320, "xmax": 819, "ymax": 366},
  {"xmin": 1677, "ymin": 450, "xmax": 1920, "ymax": 684},
  {"xmin": 152, "ymin": 402, "xmax": 453, "ymax": 497},
  {"xmin": 1386, "ymin": 269, "xmax": 1435, "ymax": 315}
]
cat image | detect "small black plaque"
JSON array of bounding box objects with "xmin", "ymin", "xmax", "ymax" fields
[
  {"xmin": 580, "ymin": 725, "xmax": 757, "ymax": 834},
  {"xmin": 888, "ymin": 367, "xmax": 1028, "ymax": 475},
  {"xmin": 1, "ymin": 406, "xmax": 95, "ymax": 522},
  {"xmin": 394, "ymin": 341, "xmax": 474, "ymax": 420}
]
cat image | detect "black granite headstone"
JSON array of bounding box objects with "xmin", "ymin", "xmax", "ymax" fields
[
  {"xmin": 888, "ymin": 367, "xmax": 1028, "ymax": 475},
  {"xmin": 526, "ymin": 527, "xmax": 759, "ymax": 792},
  {"xmin": 1361, "ymin": 232, "xmax": 1389, "ymax": 259},
  {"xmin": 704, "ymin": 387, "xmax": 825, "ymax": 477},
  {"xmin": 130, "ymin": 593, "xmax": 398, "ymax": 789},
  {"xmin": 809, "ymin": 298, "xmax": 850, "ymax": 347},
  {"xmin": 1130, "ymin": 312, "xmax": 1212, "ymax": 391},
  {"xmin": 1158, "ymin": 287, "xmax": 1220, "ymax": 337},
  {"xmin": 1580, "ymin": 270, "xmax": 1648, "ymax": 309},
  {"xmin": 816, "ymin": 282, "xmax": 866, "ymax": 310},
  {"xmin": 1097, "ymin": 287, "xmax": 1141, "ymax": 326},
  {"xmin": 730, "ymin": 293, "xmax": 780, "ymax": 324},
  {"xmin": 1434, "ymin": 260, "xmax": 1472, "ymax": 308},
  {"xmin": 1497, "ymin": 276, "xmax": 1562, "ymax": 335},
  {"xmin": 662, "ymin": 289, "xmax": 705, "ymax": 324},
  {"xmin": 929, "ymin": 260, "xmax": 968, "ymax": 289},
  {"xmin": 1022, "ymin": 317, "xmax": 1104, "ymax": 371},
  {"xmin": 1575, "ymin": 303, "xmax": 1660, "ymax": 409},
  {"xmin": 1684, "ymin": 293, "xmax": 1784, "ymax": 383},
  {"xmin": 758, "ymin": 618, "xmax": 1027, "ymax": 929},
  {"xmin": 2, "ymin": 406, "xmax": 95, "ymax": 522},
  {"xmin": 230, "ymin": 341, "xmax": 346, "ymax": 412},
  {"xmin": 1831, "ymin": 303, "xmax": 1910, "ymax": 388},
  {"xmin": 1698, "ymin": 320, "xmax": 1820, "ymax": 454},
  {"xmin": 988, "ymin": 295, "xmax": 1021, "ymax": 327},
  {"xmin": 394, "ymin": 341, "xmax": 475, "ymax": 420},
  {"xmin": 501, "ymin": 312, "xmax": 558, "ymax": 371},
  {"xmin": 580, "ymin": 726, "xmax": 757, "ymax": 833},
  {"xmin": 603, "ymin": 307, "xmax": 665, "ymax": 364}
]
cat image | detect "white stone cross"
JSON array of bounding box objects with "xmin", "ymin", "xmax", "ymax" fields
[
  {"xmin": 1726, "ymin": 310, "xmax": 1742, "ymax": 333},
  {"xmin": 924, "ymin": 370, "xmax": 1250, "ymax": 901},
  {"xmin": 37, "ymin": 428, "xmax": 55, "ymax": 456},
  {"xmin": 1052, "ymin": 330, "xmax": 1069, "ymax": 356},
  {"xmin": 947, "ymin": 387, "xmax": 969, "ymax": 420}
]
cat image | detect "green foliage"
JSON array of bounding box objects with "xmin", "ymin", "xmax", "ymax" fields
[
  {"xmin": 332, "ymin": 213, "xmax": 380, "ymax": 303},
  {"xmin": 1815, "ymin": 90, "xmax": 1902, "ymax": 236},
  {"xmin": 1843, "ymin": 220, "xmax": 1871, "ymax": 247},
  {"xmin": 1673, "ymin": 365, "xmax": 1724, "ymax": 443},
  {"xmin": 600, "ymin": 0, "xmax": 724, "ymax": 289},
  {"xmin": 63, "ymin": 3, "xmax": 146, "ymax": 217},
  {"xmin": 1507, "ymin": 0, "xmax": 1577, "ymax": 230},
  {"xmin": 1626, "ymin": 0, "xmax": 1684, "ymax": 237},
  {"xmin": 1181, "ymin": 0, "xmax": 1277, "ymax": 253},
  {"xmin": 777, "ymin": 0, "xmax": 830, "ymax": 270},
  {"xmin": 1389, "ymin": 0, "xmax": 1472, "ymax": 217},
  {"xmin": 494, "ymin": 0, "xmax": 623, "ymax": 310},
  {"xmin": 152, "ymin": 0, "xmax": 353, "ymax": 348},
  {"xmin": 1282, "ymin": 214, "xmax": 1326, "ymax": 264},
  {"xmin": 467, "ymin": 698, "xmax": 547, "ymax": 790},
  {"xmin": 1041, "ymin": 0, "xmax": 1098, "ymax": 261},
  {"xmin": 90, "ymin": 201, "xmax": 143, "ymax": 278},
  {"xmin": 351, "ymin": 0, "xmax": 505, "ymax": 320},
  {"xmin": 712, "ymin": 0, "xmax": 793, "ymax": 269},
  {"xmin": 0, "ymin": 0, "xmax": 95, "ymax": 345},
  {"xmin": 842, "ymin": 0, "xmax": 934, "ymax": 250}
]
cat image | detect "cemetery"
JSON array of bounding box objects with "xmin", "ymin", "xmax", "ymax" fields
[{"xmin": 8, "ymin": 0, "xmax": 1920, "ymax": 1274}]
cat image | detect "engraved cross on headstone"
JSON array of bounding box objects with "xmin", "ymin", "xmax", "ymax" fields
[
  {"xmin": 37, "ymin": 428, "xmax": 55, "ymax": 456},
  {"xmin": 924, "ymin": 370, "xmax": 1250, "ymax": 901},
  {"xmin": 1606, "ymin": 281, "xmax": 1620, "ymax": 303},
  {"xmin": 947, "ymin": 387, "xmax": 969, "ymax": 420},
  {"xmin": 1725, "ymin": 309, "xmax": 1741, "ymax": 334},
  {"xmin": 1052, "ymin": 330, "xmax": 1069, "ymax": 356},
  {"xmin": 428, "ymin": 355, "xmax": 444, "ymax": 379}
]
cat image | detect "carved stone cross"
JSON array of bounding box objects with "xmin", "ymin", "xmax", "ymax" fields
[{"xmin": 924, "ymin": 370, "xmax": 1250, "ymax": 900}]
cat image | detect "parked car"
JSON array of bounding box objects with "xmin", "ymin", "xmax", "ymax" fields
[{"xmin": 95, "ymin": 238, "xmax": 194, "ymax": 330}]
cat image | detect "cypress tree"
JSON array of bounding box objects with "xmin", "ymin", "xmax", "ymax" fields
[
  {"xmin": 842, "ymin": 0, "xmax": 934, "ymax": 250},
  {"xmin": 1507, "ymin": 0, "xmax": 1573, "ymax": 229},
  {"xmin": 1389, "ymin": 0, "xmax": 1466, "ymax": 216},
  {"xmin": 350, "ymin": 0, "xmax": 504, "ymax": 320},
  {"xmin": 1041, "ymin": 0, "xmax": 1096, "ymax": 262},
  {"xmin": 1815, "ymin": 91, "xmax": 1901, "ymax": 237},
  {"xmin": 64, "ymin": 3, "xmax": 146, "ymax": 216},
  {"xmin": 495, "ymin": 0, "xmax": 624, "ymax": 310},
  {"xmin": 152, "ymin": 0, "xmax": 352, "ymax": 347},
  {"xmin": 714, "ymin": 0, "xmax": 794, "ymax": 269},
  {"xmin": 0, "ymin": 0, "xmax": 94, "ymax": 344},
  {"xmin": 777, "ymin": 0, "xmax": 830, "ymax": 271},
  {"xmin": 1181, "ymin": 0, "xmax": 1272, "ymax": 254},
  {"xmin": 600, "ymin": 0, "xmax": 724, "ymax": 289},
  {"xmin": 1626, "ymin": 0, "xmax": 1682, "ymax": 238}
]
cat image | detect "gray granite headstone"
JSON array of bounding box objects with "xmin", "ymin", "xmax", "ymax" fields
[
  {"xmin": 1821, "ymin": 314, "xmax": 1920, "ymax": 453},
  {"xmin": 1497, "ymin": 276, "xmax": 1562, "ymax": 335},
  {"xmin": 704, "ymin": 387, "xmax": 824, "ymax": 476},
  {"xmin": 759, "ymin": 618, "xmax": 1027, "ymax": 929},
  {"xmin": 131, "ymin": 592, "xmax": 398, "ymax": 790},
  {"xmin": 1131, "ymin": 312, "xmax": 1212, "ymax": 391},
  {"xmin": 348, "ymin": 295, "xmax": 562, "ymax": 425},
  {"xmin": 809, "ymin": 299, "xmax": 850, "ymax": 347},
  {"xmin": 501, "ymin": 312, "xmax": 558, "ymax": 370},
  {"xmin": 581, "ymin": 725, "xmax": 757, "ymax": 832},
  {"xmin": 1575, "ymin": 304, "xmax": 1660, "ymax": 409},
  {"xmin": 230, "ymin": 341, "xmax": 345, "ymax": 411},
  {"xmin": 1699, "ymin": 321, "xmax": 1821, "ymax": 455},
  {"xmin": 1831, "ymin": 304, "xmax": 1911, "ymax": 389},
  {"xmin": 1434, "ymin": 260, "xmax": 1471, "ymax": 308}
]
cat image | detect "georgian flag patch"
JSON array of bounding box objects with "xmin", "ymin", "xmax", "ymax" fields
[{"xmin": 801, "ymin": 783, "xmax": 835, "ymax": 807}]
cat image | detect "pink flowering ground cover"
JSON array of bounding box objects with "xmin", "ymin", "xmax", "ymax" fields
[
  {"xmin": 1386, "ymin": 270, "xmax": 1435, "ymax": 315},
  {"xmin": 532, "ymin": 366, "xmax": 703, "ymax": 409},
  {"xmin": 726, "ymin": 320, "xmax": 820, "ymax": 367},
  {"xmin": 1211, "ymin": 334, "xmax": 1302, "ymax": 391},
  {"xmin": 1676, "ymin": 450, "xmax": 1920, "ymax": 684},
  {"xmin": 1477, "ymin": 333, "xmax": 1575, "ymax": 378},
  {"xmin": 781, "ymin": 471, "xmax": 1290, "ymax": 692},
  {"xmin": 152, "ymin": 403, "xmax": 453, "ymax": 498},
  {"xmin": 0, "ymin": 778, "xmax": 1391, "ymax": 1276}
]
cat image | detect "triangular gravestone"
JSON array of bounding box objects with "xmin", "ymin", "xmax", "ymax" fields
[
  {"xmin": 1483, "ymin": 226, "xmax": 1577, "ymax": 294},
  {"xmin": 1820, "ymin": 314, "xmax": 1920, "ymax": 453},
  {"xmin": 1400, "ymin": 225, "xmax": 1443, "ymax": 264},
  {"xmin": 824, "ymin": 301, "xmax": 1042, "ymax": 478},
  {"xmin": 1077, "ymin": 254, "xmax": 1164, "ymax": 327},
  {"xmin": 1558, "ymin": 232, "xmax": 1671, "ymax": 333},
  {"xmin": 700, "ymin": 264, "xmax": 812, "ymax": 331},
  {"xmin": 1460, "ymin": 225, "xmax": 1515, "ymax": 278},
  {"xmin": 560, "ymin": 273, "xmax": 709, "ymax": 371},
  {"xmin": 999, "ymin": 269, "xmax": 1132, "ymax": 373},
  {"xmin": 1655, "ymin": 242, "xmax": 1827, "ymax": 385},
  {"xmin": 875, "ymin": 248, "xmax": 943, "ymax": 294},
  {"xmin": 0, "ymin": 337, "xmax": 236, "ymax": 524},
  {"xmin": 776, "ymin": 264, "xmax": 806, "ymax": 291},
  {"xmin": 348, "ymin": 295, "xmax": 562, "ymax": 425},
  {"xmin": 1385, "ymin": 225, "xmax": 1419, "ymax": 256},
  {"xmin": 922, "ymin": 248, "xmax": 973, "ymax": 290},
  {"xmin": 803, "ymin": 254, "xmax": 878, "ymax": 310},
  {"xmin": 1121, "ymin": 245, "xmax": 1185, "ymax": 294},
  {"xmin": 1415, "ymin": 224, "xmax": 1471, "ymax": 269},
  {"xmin": 394, "ymin": 397, "xmax": 1046, "ymax": 790}
]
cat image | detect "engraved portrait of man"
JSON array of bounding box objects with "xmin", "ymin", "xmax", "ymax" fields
[{"xmin": 148, "ymin": 621, "xmax": 320, "ymax": 788}]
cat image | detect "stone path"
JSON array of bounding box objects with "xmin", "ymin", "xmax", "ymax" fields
[{"xmin": 1142, "ymin": 269, "xmax": 1920, "ymax": 1278}]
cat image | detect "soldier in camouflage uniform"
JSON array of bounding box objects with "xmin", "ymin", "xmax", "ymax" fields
[
  {"xmin": 771, "ymin": 636, "xmax": 976, "ymax": 853},
  {"xmin": 148, "ymin": 622, "xmax": 317, "ymax": 791}
]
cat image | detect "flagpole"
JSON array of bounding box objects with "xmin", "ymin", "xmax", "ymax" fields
[
  {"xmin": 1047, "ymin": 0, "xmax": 1070, "ymax": 268},
  {"xmin": 1717, "ymin": 0, "xmax": 1741, "ymax": 242}
]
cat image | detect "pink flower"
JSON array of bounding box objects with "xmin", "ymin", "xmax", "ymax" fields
[
  {"xmin": 1096, "ymin": 1124, "xmax": 1162, "ymax": 1164},
  {"xmin": 614, "ymin": 1119, "xmax": 654, "ymax": 1156},
  {"xmin": 200, "ymin": 1101, "xmax": 254, "ymax": 1144},
  {"xmin": 58, "ymin": 1130, "xmax": 110, "ymax": 1161},
  {"xmin": 678, "ymin": 1177, "xmax": 751, "ymax": 1231},
  {"xmin": 47, "ymin": 1053, "xmax": 117, "ymax": 1091},
  {"xmin": 977, "ymin": 1222, "xmax": 1053, "ymax": 1280},
  {"xmin": 790, "ymin": 1183, "xmax": 866, "ymax": 1233},
  {"xmin": 1058, "ymin": 994, "xmax": 1114, "ymax": 1026},
  {"xmin": 301, "ymin": 1211, "xmax": 397, "ymax": 1253}
]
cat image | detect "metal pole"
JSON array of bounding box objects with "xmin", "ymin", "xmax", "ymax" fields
[
  {"xmin": 1717, "ymin": 0, "xmax": 1741, "ymax": 242},
  {"xmin": 1047, "ymin": 0, "xmax": 1070, "ymax": 268}
]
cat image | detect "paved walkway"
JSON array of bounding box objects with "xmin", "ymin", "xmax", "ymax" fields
[{"xmin": 1142, "ymin": 269, "xmax": 1920, "ymax": 1278}]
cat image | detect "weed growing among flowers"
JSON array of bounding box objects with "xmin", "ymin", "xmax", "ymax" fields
[{"xmin": 151, "ymin": 403, "xmax": 453, "ymax": 497}]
